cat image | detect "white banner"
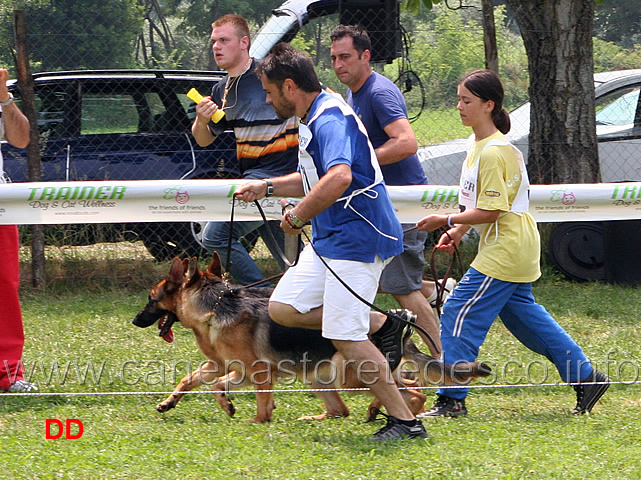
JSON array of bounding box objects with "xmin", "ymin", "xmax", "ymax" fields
[{"xmin": 1, "ymin": 179, "xmax": 641, "ymax": 225}]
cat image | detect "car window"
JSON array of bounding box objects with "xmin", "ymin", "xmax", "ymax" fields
[
  {"xmin": 31, "ymin": 87, "xmax": 68, "ymax": 137},
  {"xmin": 146, "ymin": 91, "xmax": 187, "ymax": 133},
  {"xmin": 596, "ymin": 86, "xmax": 641, "ymax": 138},
  {"xmin": 146, "ymin": 92, "xmax": 165, "ymax": 117},
  {"xmin": 12, "ymin": 76, "xmax": 221, "ymax": 138},
  {"xmin": 81, "ymin": 93, "xmax": 142, "ymax": 134}
]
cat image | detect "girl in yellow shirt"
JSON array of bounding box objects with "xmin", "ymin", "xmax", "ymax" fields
[{"xmin": 416, "ymin": 69, "xmax": 609, "ymax": 417}]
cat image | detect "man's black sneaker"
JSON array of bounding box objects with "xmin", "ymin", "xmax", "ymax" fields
[
  {"xmin": 369, "ymin": 415, "xmax": 428, "ymax": 441},
  {"xmin": 571, "ymin": 369, "xmax": 610, "ymax": 414},
  {"xmin": 417, "ymin": 395, "xmax": 468, "ymax": 418},
  {"xmin": 370, "ymin": 309, "xmax": 416, "ymax": 371}
]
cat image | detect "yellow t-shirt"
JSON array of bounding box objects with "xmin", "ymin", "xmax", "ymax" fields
[{"xmin": 466, "ymin": 132, "xmax": 541, "ymax": 283}]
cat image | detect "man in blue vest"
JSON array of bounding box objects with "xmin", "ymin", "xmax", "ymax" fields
[{"xmin": 235, "ymin": 44, "xmax": 427, "ymax": 442}]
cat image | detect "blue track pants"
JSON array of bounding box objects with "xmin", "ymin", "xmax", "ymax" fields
[{"xmin": 437, "ymin": 267, "xmax": 593, "ymax": 399}]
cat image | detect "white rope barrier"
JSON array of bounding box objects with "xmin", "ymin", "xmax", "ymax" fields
[{"xmin": 2, "ymin": 379, "xmax": 637, "ymax": 398}]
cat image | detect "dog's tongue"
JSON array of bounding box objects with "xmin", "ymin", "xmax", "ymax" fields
[{"xmin": 158, "ymin": 316, "xmax": 174, "ymax": 343}]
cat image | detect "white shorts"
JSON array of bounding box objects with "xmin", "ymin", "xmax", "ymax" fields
[{"xmin": 270, "ymin": 245, "xmax": 388, "ymax": 341}]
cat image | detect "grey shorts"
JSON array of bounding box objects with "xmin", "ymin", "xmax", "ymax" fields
[{"xmin": 379, "ymin": 225, "xmax": 427, "ymax": 295}]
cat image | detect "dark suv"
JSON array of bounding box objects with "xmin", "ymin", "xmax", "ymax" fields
[{"xmin": 2, "ymin": 70, "xmax": 241, "ymax": 260}]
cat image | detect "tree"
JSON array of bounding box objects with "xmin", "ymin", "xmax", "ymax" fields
[
  {"xmin": 136, "ymin": 0, "xmax": 178, "ymax": 68},
  {"xmin": 408, "ymin": 0, "xmax": 600, "ymax": 184},
  {"xmin": 403, "ymin": 0, "xmax": 442, "ymax": 8},
  {"xmin": 405, "ymin": 6, "xmax": 486, "ymax": 109},
  {"xmin": 594, "ymin": 0, "xmax": 641, "ymax": 48},
  {"xmin": 504, "ymin": 0, "xmax": 599, "ymax": 184},
  {"xmin": 24, "ymin": 0, "xmax": 143, "ymax": 70},
  {"xmin": 481, "ymin": 0, "xmax": 498, "ymax": 73},
  {"xmin": 404, "ymin": 0, "xmax": 497, "ymax": 72}
]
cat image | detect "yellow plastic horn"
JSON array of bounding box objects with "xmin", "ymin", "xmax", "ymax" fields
[{"xmin": 187, "ymin": 88, "xmax": 225, "ymax": 123}]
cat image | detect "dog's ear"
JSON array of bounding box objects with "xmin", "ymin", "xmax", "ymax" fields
[
  {"xmin": 184, "ymin": 256, "xmax": 201, "ymax": 286},
  {"xmin": 168, "ymin": 257, "xmax": 185, "ymax": 285},
  {"xmin": 207, "ymin": 251, "xmax": 223, "ymax": 278}
]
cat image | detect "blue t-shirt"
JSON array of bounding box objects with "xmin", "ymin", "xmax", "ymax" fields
[
  {"xmin": 304, "ymin": 90, "xmax": 403, "ymax": 263},
  {"xmin": 347, "ymin": 72, "xmax": 427, "ymax": 186}
]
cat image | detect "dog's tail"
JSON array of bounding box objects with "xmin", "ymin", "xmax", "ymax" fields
[{"xmin": 401, "ymin": 339, "xmax": 492, "ymax": 386}]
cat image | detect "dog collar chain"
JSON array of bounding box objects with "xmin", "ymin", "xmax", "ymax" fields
[{"xmin": 208, "ymin": 279, "xmax": 236, "ymax": 323}]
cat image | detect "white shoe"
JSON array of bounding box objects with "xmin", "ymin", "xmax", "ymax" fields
[
  {"xmin": 441, "ymin": 277, "xmax": 457, "ymax": 305},
  {"xmin": 5, "ymin": 380, "xmax": 38, "ymax": 393},
  {"xmin": 430, "ymin": 278, "xmax": 457, "ymax": 307}
]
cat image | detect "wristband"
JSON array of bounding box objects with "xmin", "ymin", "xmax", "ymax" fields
[
  {"xmin": 285, "ymin": 211, "xmax": 305, "ymax": 229},
  {"xmin": 0, "ymin": 92, "xmax": 14, "ymax": 107},
  {"xmin": 264, "ymin": 179, "xmax": 274, "ymax": 197},
  {"xmin": 447, "ymin": 214, "xmax": 456, "ymax": 228}
]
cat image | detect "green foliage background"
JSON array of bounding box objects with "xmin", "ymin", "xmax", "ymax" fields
[
  {"xmin": 0, "ymin": 0, "xmax": 143, "ymax": 70},
  {"xmin": 0, "ymin": 0, "xmax": 640, "ymax": 130}
]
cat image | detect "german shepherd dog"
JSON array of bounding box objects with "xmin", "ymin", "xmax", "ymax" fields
[{"xmin": 132, "ymin": 253, "xmax": 491, "ymax": 423}]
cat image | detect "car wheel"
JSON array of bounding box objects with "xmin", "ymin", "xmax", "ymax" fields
[{"xmin": 547, "ymin": 222, "xmax": 605, "ymax": 282}]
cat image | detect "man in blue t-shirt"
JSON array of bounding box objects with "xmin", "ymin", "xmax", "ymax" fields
[
  {"xmin": 330, "ymin": 25, "xmax": 453, "ymax": 357},
  {"xmin": 235, "ymin": 43, "xmax": 427, "ymax": 442}
]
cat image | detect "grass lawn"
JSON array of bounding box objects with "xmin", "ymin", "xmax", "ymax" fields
[
  {"xmin": 412, "ymin": 108, "xmax": 470, "ymax": 146},
  {"xmin": 2, "ymin": 245, "xmax": 641, "ymax": 479}
]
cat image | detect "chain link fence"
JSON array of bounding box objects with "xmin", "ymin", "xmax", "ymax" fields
[{"xmin": 2, "ymin": 1, "xmax": 641, "ymax": 283}]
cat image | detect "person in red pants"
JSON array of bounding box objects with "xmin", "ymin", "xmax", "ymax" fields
[{"xmin": 0, "ymin": 67, "xmax": 33, "ymax": 393}]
